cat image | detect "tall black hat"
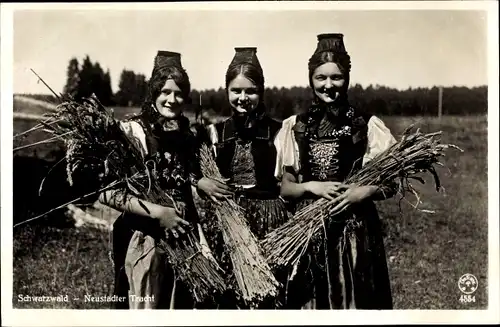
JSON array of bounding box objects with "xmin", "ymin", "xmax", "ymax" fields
[
  {"xmin": 152, "ymin": 50, "xmax": 184, "ymax": 73},
  {"xmin": 228, "ymin": 47, "xmax": 263, "ymax": 72},
  {"xmin": 312, "ymin": 33, "xmax": 348, "ymax": 55},
  {"xmin": 308, "ymin": 33, "xmax": 352, "ymax": 80}
]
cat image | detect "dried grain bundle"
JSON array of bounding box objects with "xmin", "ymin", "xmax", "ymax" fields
[
  {"xmin": 199, "ymin": 144, "xmax": 280, "ymax": 306},
  {"xmin": 261, "ymin": 125, "xmax": 463, "ymax": 270},
  {"xmin": 39, "ymin": 94, "xmax": 226, "ymax": 303}
]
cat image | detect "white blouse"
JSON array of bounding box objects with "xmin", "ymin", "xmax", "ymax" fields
[
  {"xmin": 119, "ymin": 120, "xmax": 149, "ymax": 157},
  {"xmin": 273, "ymin": 115, "xmax": 397, "ymax": 179}
]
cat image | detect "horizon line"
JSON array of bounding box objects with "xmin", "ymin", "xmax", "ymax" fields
[{"xmin": 13, "ymin": 83, "xmax": 488, "ymax": 97}]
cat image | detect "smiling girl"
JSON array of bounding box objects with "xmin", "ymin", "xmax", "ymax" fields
[
  {"xmin": 196, "ymin": 47, "xmax": 291, "ymax": 308},
  {"xmin": 274, "ymin": 34, "xmax": 397, "ymax": 309},
  {"xmin": 99, "ymin": 51, "xmax": 209, "ymax": 309}
]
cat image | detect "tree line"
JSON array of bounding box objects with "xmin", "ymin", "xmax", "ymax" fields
[
  {"xmin": 22, "ymin": 57, "xmax": 488, "ymax": 118},
  {"xmin": 191, "ymin": 85, "xmax": 487, "ymax": 120},
  {"xmin": 63, "ymin": 56, "xmax": 147, "ymax": 107}
]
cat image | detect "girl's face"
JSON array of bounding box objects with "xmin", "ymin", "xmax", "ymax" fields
[
  {"xmin": 155, "ymin": 79, "xmax": 185, "ymax": 119},
  {"xmin": 227, "ymin": 74, "xmax": 260, "ymax": 114},
  {"xmin": 311, "ymin": 62, "xmax": 346, "ymax": 104}
]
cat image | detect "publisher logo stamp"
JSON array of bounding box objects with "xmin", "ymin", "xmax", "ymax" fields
[
  {"xmin": 458, "ymin": 273, "xmax": 478, "ymax": 304},
  {"xmin": 458, "ymin": 273, "xmax": 478, "ymax": 294}
]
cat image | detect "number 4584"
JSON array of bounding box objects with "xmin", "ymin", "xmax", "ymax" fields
[{"xmin": 460, "ymin": 294, "xmax": 476, "ymax": 303}]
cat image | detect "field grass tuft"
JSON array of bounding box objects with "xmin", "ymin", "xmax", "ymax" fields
[{"xmin": 13, "ymin": 224, "xmax": 115, "ymax": 309}]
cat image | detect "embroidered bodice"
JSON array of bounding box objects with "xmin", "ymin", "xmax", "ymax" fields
[
  {"xmin": 153, "ymin": 134, "xmax": 193, "ymax": 199},
  {"xmin": 308, "ymin": 139, "xmax": 342, "ymax": 181},
  {"xmin": 120, "ymin": 116, "xmax": 201, "ymax": 202},
  {"xmin": 293, "ymin": 106, "xmax": 370, "ymax": 183},
  {"xmin": 230, "ymin": 138, "xmax": 257, "ymax": 186}
]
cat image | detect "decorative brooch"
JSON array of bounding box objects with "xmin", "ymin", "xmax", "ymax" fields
[
  {"xmin": 322, "ymin": 125, "xmax": 352, "ymax": 139},
  {"xmin": 306, "ymin": 106, "xmax": 355, "ymax": 140}
]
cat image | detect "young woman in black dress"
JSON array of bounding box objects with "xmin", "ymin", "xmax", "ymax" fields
[{"xmin": 275, "ymin": 34, "xmax": 397, "ymax": 309}]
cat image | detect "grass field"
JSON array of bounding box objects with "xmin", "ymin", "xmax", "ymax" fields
[{"xmin": 11, "ymin": 98, "xmax": 488, "ymax": 309}]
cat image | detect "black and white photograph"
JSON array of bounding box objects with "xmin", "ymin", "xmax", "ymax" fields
[{"xmin": 1, "ymin": 1, "xmax": 499, "ymax": 325}]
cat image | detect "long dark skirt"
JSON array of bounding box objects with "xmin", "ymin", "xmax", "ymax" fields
[
  {"xmin": 283, "ymin": 199, "xmax": 393, "ymax": 309},
  {"xmin": 111, "ymin": 213, "xmax": 194, "ymax": 309}
]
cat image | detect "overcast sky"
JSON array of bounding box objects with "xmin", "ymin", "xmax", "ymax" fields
[{"xmin": 12, "ymin": 6, "xmax": 488, "ymax": 94}]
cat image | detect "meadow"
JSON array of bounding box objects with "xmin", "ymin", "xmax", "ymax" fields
[{"xmin": 11, "ymin": 98, "xmax": 488, "ymax": 309}]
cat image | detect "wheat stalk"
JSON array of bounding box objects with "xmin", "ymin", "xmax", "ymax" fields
[
  {"xmin": 199, "ymin": 144, "xmax": 280, "ymax": 307},
  {"xmin": 260, "ymin": 125, "xmax": 463, "ymax": 269}
]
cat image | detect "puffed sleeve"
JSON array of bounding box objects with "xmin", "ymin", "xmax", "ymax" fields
[
  {"xmin": 205, "ymin": 123, "xmax": 219, "ymax": 157},
  {"xmin": 362, "ymin": 116, "xmax": 397, "ymax": 166},
  {"xmin": 274, "ymin": 115, "xmax": 301, "ymax": 179},
  {"xmin": 362, "ymin": 116, "xmax": 399, "ymax": 200},
  {"xmin": 119, "ymin": 121, "xmax": 148, "ymax": 158}
]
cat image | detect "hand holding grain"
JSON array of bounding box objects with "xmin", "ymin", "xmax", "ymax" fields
[
  {"xmin": 305, "ymin": 181, "xmax": 349, "ymax": 201},
  {"xmin": 153, "ymin": 206, "xmax": 190, "ymax": 238},
  {"xmin": 328, "ymin": 185, "xmax": 379, "ymax": 214},
  {"xmin": 197, "ymin": 177, "xmax": 235, "ymax": 204}
]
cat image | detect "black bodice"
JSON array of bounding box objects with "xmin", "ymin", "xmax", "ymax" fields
[
  {"xmin": 210, "ymin": 114, "xmax": 282, "ymax": 199},
  {"xmin": 293, "ymin": 108, "xmax": 372, "ymax": 183}
]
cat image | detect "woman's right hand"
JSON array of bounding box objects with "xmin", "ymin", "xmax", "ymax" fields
[
  {"xmin": 152, "ymin": 206, "xmax": 191, "ymax": 239},
  {"xmin": 197, "ymin": 177, "xmax": 235, "ymax": 204},
  {"xmin": 304, "ymin": 181, "xmax": 348, "ymax": 201}
]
